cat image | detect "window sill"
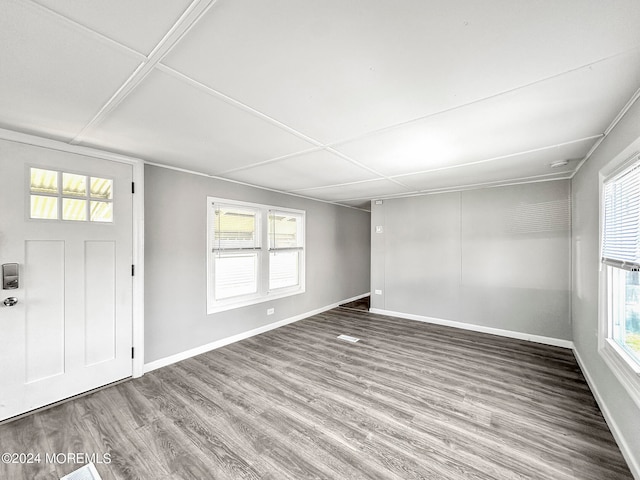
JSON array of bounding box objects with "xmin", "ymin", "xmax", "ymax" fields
[
  {"xmin": 599, "ymin": 338, "xmax": 640, "ymax": 409},
  {"xmin": 207, "ymin": 287, "xmax": 305, "ymax": 315}
]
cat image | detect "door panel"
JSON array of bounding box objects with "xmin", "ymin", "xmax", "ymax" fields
[
  {"xmin": 85, "ymin": 240, "xmax": 117, "ymax": 366},
  {"xmin": 0, "ymin": 139, "xmax": 133, "ymax": 421},
  {"xmin": 25, "ymin": 239, "xmax": 65, "ymax": 383}
]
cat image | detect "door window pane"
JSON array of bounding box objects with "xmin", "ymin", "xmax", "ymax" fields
[
  {"xmin": 29, "ymin": 169, "xmax": 114, "ymax": 223},
  {"xmin": 62, "ymin": 198, "xmax": 87, "ymax": 221},
  {"xmin": 30, "ymin": 195, "xmax": 58, "ymax": 220},
  {"xmin": 90, "ymin": 201, "xmax": 113, "ymax": 223},
  {"xmin": 30, "ymin": 168, "xmax": 58, "ymax": 195},
  {"xmin": 62, "ymin": 173, "xmax": 87, "ymax": 197},
  {"xmin": 91, "ymin": 177, "xmax": 113, "ymax": 200}
]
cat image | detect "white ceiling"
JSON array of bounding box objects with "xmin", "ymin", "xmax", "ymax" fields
[{"xmin": 1, "ymin": 0, "xmax": 640, "ymax": 210}]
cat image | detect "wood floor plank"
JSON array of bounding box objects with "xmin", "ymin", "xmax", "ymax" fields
[
  {"xmin": 0, "ymin": 307, "xmax": 633, "ymax": 479},
  {"xmin": 0, "ymin": 414, "xmax": 58, "ymax": 480},
  {"xmin": 37, "ymin": 400, "xmax": 118, "ymax": 480}
]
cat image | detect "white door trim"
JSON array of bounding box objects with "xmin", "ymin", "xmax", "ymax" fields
[{"xmin": 0, "ymin": 128, "xmax": 145, "ymax": 378}]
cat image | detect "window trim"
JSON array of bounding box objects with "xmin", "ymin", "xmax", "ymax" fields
[
  {"xmin": 598, "ymin": 151, "xmax": 640, "ymax": 410},
  {"xmin": 206, "ymin": 197, "xmax": 305, "ymax": 314}
]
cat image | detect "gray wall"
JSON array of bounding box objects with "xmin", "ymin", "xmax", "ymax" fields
[
  {"xmin": 145, "ymin": 165, "xmax": 370, "ymax": 363},
  {"xmin": 572, "ymin": 100, "xmax": 640, "ymax": 472},
  {"xmin": 371, "ymin": 180, "xmax": 572, "ymax": 340}
]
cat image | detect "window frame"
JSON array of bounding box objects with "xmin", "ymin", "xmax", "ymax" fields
[
  {"xmin": 207, "ymin": 197, "xmax": 305, "ymax": 314},
  {"xmin": 599, "ymin": 152, "xmax": 640, "ymax": 409},
  {"xmin": 26, "ymin": 164, "xmax": 115, "ymax": 224}
]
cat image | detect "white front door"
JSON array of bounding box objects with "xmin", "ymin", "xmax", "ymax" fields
[{"xmin": 0, "ymin": 139, "xmax": 133, "ymax": 421}]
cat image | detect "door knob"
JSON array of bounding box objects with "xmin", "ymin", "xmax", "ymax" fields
[{"xmin": 3, "ymin": 297, "xmax": 18, "ymax": 307}]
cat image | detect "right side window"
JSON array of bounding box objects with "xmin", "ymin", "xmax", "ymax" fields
[{"xmin": 601, "ymin": 159, "xmax": 640, "ymax": 397}]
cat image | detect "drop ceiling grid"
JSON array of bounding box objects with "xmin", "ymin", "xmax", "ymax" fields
[
  {"xmin": 70, "ymin": 0, "xmax": 220, "ymax": 146},
  {"xmin": 2, "ymin": 0, "xmax": 640, "ymax": 205},
  {"xmin": 0, "ymin": 0, "xmax": 144, "ymax": 141},
  {"xmin": 29, "ymin": 0, "xmax": 197, "ymax": 55},
  {"xmin": 76, "ymin": 68, "xmax": 319, "ymax": 174},
  {"xmin": 160, "ymin": 0, "xmax": 640, "ymax": 146},
  {"xmin": 221, "ymin": 149, "xmax": 382, "ymax": 192}
]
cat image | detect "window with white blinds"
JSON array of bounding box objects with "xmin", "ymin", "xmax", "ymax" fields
[
  {"xmin": 207, "ymin": 198, "xmax": 305, "ymax": 313},
  {"xmin": 269, "ymin": 211, "xmax": 304, "ymax": 290},
  {"xmin": 602, "ymin": 163, "xmax": 640, "ymax": 271},
  {"xmin": 599, "ymin": 155, "xmax": 640, "ymax": 405}
]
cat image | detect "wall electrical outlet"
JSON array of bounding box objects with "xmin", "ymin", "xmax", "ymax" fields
[
  {"xmin": 267, "ymin": 308, "xmax": 275, "ymax": 315},
  {"xmin": 374, "ymin": 289, "xmax": 382, "ymax": 295},
  {"xmin": 375, "ymin": 225, "xmax": 384, "ymax": 234}
]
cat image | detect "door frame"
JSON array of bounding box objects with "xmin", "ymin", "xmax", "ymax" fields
[{"xmin": 0, "ymin": 127, "xmax": 145, "ymax": 378}]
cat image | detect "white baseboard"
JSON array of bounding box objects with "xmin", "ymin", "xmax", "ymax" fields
[
  {"xmin": 369, "ymin": 308, "xmax": 574, "ymax": 349},
  {"xmin": 144, "ymin": 292, "xmax": 370, "ymax": 373},
  {"xmin": 573, "ymin": 349, "xmax": 640, "ymax": 480}
]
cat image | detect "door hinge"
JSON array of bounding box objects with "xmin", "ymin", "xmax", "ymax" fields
[
  {"xmin": 131, "ymin": 265, "xmax": 135, "ymax": 276},
  {"xmin": 131, "ymin": 347, "xmax": 135, "ymax": 359},
  {"xmin": 132, "ymin": 182, "xmax": 135, "ymax": 194}
]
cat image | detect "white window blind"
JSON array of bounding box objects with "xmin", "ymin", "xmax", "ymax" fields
[
  {"xmin": 212, "ymin": 204, "xmax": 260, "ymax": 301},
  {"xmin": 213, "ymin": 205, "xmax": 259, "ymax": 250},
  {"xmin": 602, "ymin": 163, "xmax": 640, "ymax": 271},
  {"xmin": 269, "ymin": 211, "xmax": 303, "ymax": 290}
]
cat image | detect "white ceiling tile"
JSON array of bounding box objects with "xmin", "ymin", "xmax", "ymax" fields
[
  {"xmin": 31, "ymin": 0, "xmax": 194, "ymax": 54},
  {"xmin": 294, "ymin": 179, "xmax": 414, "ymax": 202},
  {"xmin": 223, "ymin": 149, "xmax": 378, "ymax": 191},
  {"xmin": 334, "ymin": 52, "xmax": 640, "ymax": 176},
  {"xmin": 397, "ymin": 140, "xmax": 592, "ymax": 192},
  {"xmin": 0, "ymin": 0, "xmax": 141, "ymax": 141},
  {"xmin": 78, "ymin": 68, "xmax": 315, "ymax": 173},
  {"xmin": 163, "ymin": 0, "xmax": 640, "ymax": 143}
]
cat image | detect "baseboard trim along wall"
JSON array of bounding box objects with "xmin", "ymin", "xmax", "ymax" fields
[
  {"xmin": 573, "ymin": 349, "xmax": 640, "ymax": 480},
  {"xmin": 369, "ymin": 308, "xmax": 575, "ymax": 349},
  {"xmin": 144, "ymin": 293, "xmax": 370, "ymax": 373}
]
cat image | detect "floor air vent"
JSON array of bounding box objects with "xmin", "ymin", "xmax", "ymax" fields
[
  {"xmin": 61, "ymin": 463, "xmax": 103, "ymax": 480},
  {"xmin": 337, "ymin": 334, "xmax": 360, "ymax": 343}
]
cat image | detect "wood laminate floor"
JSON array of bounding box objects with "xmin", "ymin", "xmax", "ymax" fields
[{"xmin": 0, "ymin": 308, "xmax": 634, "ymax": 480}]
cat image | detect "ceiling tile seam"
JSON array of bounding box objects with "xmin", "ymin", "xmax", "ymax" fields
[
  {"xmin": 143, "ymin": 160, "xmax": 369, "ymax": 212},
  {"xmin": 69, "ymin": 0, "xmax": 218, "ymax": 145},
  {"xmin": 386, "ymin": 177, "xmax": 416, "ymax": 190},
  {"xmin": 571, "ymin": 84, "xmax": 640, "ymax": 178},
  {"xmin": 156, "ymin": 64, "xmax": 324, "ymax": 148},
  {"xmin": 389, "ymin": 135, "xmax": 604, "ymax": 180},
  {"xmin": 324, "ymin": 147, "xmax": 398, "ymax": 179},
  {"xmin": 413, "ymin": 174, "xmax": 573, "ymax": 195},
  {"xmin": 324, "ymin": 48, "xmax": 640, "ymax": 150},
  {"xmin": 144, "ymin": 0, "xmax": 218, "ymax": 61},
  {"xmin": 26, "ymin": 0, "xmax": 146, "ymax": 62},
  {"xmin": 359, "ymin": 173, "xmax": 572, "ymax": 203},
  {"xmin": 288, "ymin": 176, "xmax": 402, "ymax": 193},
  {"xmin": 216, "ymin": 147, "xmax": 327, "ymax": 175},
  {"xmin": 69, "ymin": 60, "xmax": 150, "ymax": 145}
]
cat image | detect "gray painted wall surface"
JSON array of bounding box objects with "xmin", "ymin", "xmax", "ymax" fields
[
  {"xmin": 371, "ymin": 181, "xmax": 572, "ymax": 340},
  {"xmin": 145, "ymin": 165, "xmax": 370, "ymax": 363},
  {"xmin": 572, "ymin": 100, "xmax": 640, "ymax": 472}
]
